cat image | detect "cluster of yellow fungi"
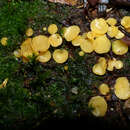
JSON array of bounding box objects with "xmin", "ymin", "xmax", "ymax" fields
[{"xmin": 0, "ymin": 16, "xmax": 130, "ymax": 117}]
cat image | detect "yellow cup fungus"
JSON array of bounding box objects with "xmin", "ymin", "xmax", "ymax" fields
[
  {"xmin": 20, "ymin": 38, "xmax": 33, "ymax": 58},
  {"xmin": 92, "ymin": 57, "xmax": 107, "ymax": 75},
  {"xmin": 32, "ymin": 35, "xmax": 50, "ymax": 53},
  {"xmin": 49, "ymin": 34, "xmax": 62, "ymax": 47},
  {"xmin": 13, "ymin": 49, "xmax": 21, "ymax": 58},
  {"xmin": 90, "ymin": 18, "xmax": 108, "ymax": 35},
  {"xmin": 106, "ymin": 18, "xmax": 117, "ymax": 26},
  {"xmin": 0, "ymin": 78, "xmax": 8, "ymax": 89},
  {"xmin": 53, "ymin": 49, "xmax": 68, "ymax": 63},
  {"xmin": 86, "ymin": 31, "xmax": 95, "ymax": 40},
  {"xmin": 43, "ymin": 27, "xmax": 47, "ymax": 31},
  {"xmin": 88, "ymin": 96, "xmax": 107, "ymax": 117},
  {"xmin": 107, "ymin": 26, "xmax": 118, "ymax": 38},
  {"xmin": 78, "ymin": 50, "xmax": 85, "ymax": 56},
  {"xmin": 107, "ymin": 58, "xmax": 123, "ymax": 71},
  {"xmin": 64, "ymin": 65, "xmax": 68, "ymax": 71},
  {"xmin": 115, "ymin": 30, "xmax": 125, "ymax": 39},
  {"xmin": 93, "ymin": 35, "xmax": 111, "ymax": 54},
  {"xmin": 26, "ymin": 28, "xmax": 33, "ymax": 37},
  {"xmin": 36, "ymin": 50, "xmax": 51, "ymax": 63},
  {"xmin": 99, "ymin": 83, "xmax": 110, "ymax": 95},
  {"xmin": 1, "ymin": 37, "xmax": 8, "ymax": 46},
  {"xmin": 72, "ymin": 35, "xmax": 83, "ymax": 46},
  {"xmin": 62, "ymin": 25, "xmax": 80, "ymax": 41},
  {"xmin": 80, "ymin": 39, "xmax": 94, "ymax": 53},
  {"xmin": 48, "ymin": 24, "xmax": 58, "ymax": 34},
  {"xmin": 121, "ymin": 16, "xmax": 130, "ymax": 29},
  {"xmin": 112, "ymin": 40, "xmax": 128, "ymax": 55},
  {"xmin": 114, "ymin": 77, "xmax": 130, "ymax": 100}
]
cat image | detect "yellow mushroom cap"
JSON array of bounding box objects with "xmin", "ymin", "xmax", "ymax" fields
[
  {"xmin": 80, "ymin": 39, "xmax": 94, "ymax": 53},
  {"xmin": 88, "ymin": 96, "xmax": 107, "ymax": 117},
  {"xmin": 20, "ymin": 38, "xmax": 33, "ymax": 58},
  {"xmin": 92, "ymin": 57, "xmax": 107, "ymax": 75},
  {"xmin": 72, "ymin": 35, "xmax": 83, "ymax": 46},
  {"xmin": 87, "ymin": 31, "xmax": 95, "ymax": 40},
  {"xmin": 0, "ymin": 78, "xmax": 8, "ymax": 89},
  {"xmin": 115, "ymin": 60, "xmax": 123, "ymax": 69},
  {"xmin": 32, "ymin": 35, "xmax": 50, "ymax": 53},
  {"xmin": 90, "ymin": 18, "xmax": 108, "ymax": 35},
  {"xmin": 112, "ymin": 40, "xmax": 128, "ymax": 55},
  {"xmin": 99, "ymin": 83, "xmax": 110, "ymax": 95},
  {"xmin": 49, "ymin": 34, "xmax": 62, "ymax": 47},
  {"xmin": 64, "ymin": 65, "xmax": 68, "ymax": 71},
  {"xmin": 106, "ymin": 18, "xmax": 117, "ymax": 26},
  {"xmin": 107, "ymin": 58, "xmax": 116, "ymax": 71},
  {"xmin": 36, "ymin": 50, "xmax": 51, "ymax": 63},
  {"xmin": 53, "ymin": 49, "xmax": 68, "ymax": 63},
  {"xmin": 121, "ymin": 16, "xmax": 130, "ymax": 29},
  {"xmin": 115, "ymin": 30, "xmax": 125, "ymax": 39},
  {"xmin": 78, "ymin": 51, "xmax": 85, "ymax": 56},
  {"xmin": 43, "ymin": 27, "xmax": 47, "ymax": 31},
  {"xmin": 26, "ymin": 28, "xmax": 33, "ymax": 37},
  {"xmin": 107, "ymin": 26, "xmax": 118, "ymax": 38},
  {"xmin": 93, "ymin": 35, "xmax": 111, "ymax": 54},
  {"xmin": 114, "ymin": 77, "xmax": 130, "ymax": 100},
  {"xmin": 1, "ymin": 37, "xmax": 8, "ymax": 46},
  {"xmin": 13, "ymin": 49, "xmax": 21, "ymax": 58},
  {"xmin": 62, "ymin": 25, "xmax": 80, "ymax": 41},
  {"xmin": 48, "ymin": 24, "xmax": 58, "ymax": 34}
]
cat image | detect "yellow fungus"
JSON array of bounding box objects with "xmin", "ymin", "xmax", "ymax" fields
[
  {"xmin": 115, "ymin": 30, "xmax": 125, "ymax": 39},
  {"xmin": 53, "ymin": 49, "xmax": 68, "ymax": 63},
  {"xmin": 106, "ymin": 18, "xmax": 117, "ymax": 26},
  {"xmin": 114, "ymin": 77, "xmax": 130, "ymax": 100},
  {"xmin": 99, "ymin": 83, "xmax": 110, "ymax": 95},
  {"xmin": 48, "ymin": 24, "xmax": 58, "ymax": 34},
  {"xmin": 107, "ymin": 26, "xmax": 118, "ymax": 38},
  {"xmin": 13, "ymin": 49, "xmax": 21, "ymax": 58},
  {"xmin": 64, "ymin": 65, "xmax": 68, "ymax": 71},
  {"xmin": 26, "ymin": 28, "xmax": 33, "ymax": 37},
  {"xmin": 112, "ymin": 40, "xmax": 128, "ymax": 55},
  {"xmin": 88, "ymin": 96, "xmax": 107, "ymax": 117},
  {"xmin": 0, "ymin": 78, "xmax": 8, "ymax": 89},
  {"xmin": 78, "ymin": 51, "xmax": 85, "ymax": 56},
  {"xmin": 49, "ymin": 34, "xmax": 62, "ymax": 47},
  {"xmin": 92, "ymin": 57, "xmax": 107, "ymax": 75},
  {"xmin": 32, "ymin": 35, "xmax": 50, "ymax": 53},
  {"xmin": 90, "ymin": 18, "xmax": 108, "ymax": 35},
  {"xmin": 43, "ymin": 27, "xmax": 47, "ymax": 31},
  {"xmin": 1, "ymin": 37, "xmax": 8, "ymax": 46},
  {"xmin": 72, "ymin": 35, "xmax": 83, "ymax": 46},
  {"xmin": 93, "ymin": 35, "xmax": 111, "ymax": 54},
  {"xmin": 121, "ymin": 16, "xmax": 130, "ymax": 29},
  {"xmin": 62, "ymin": 25, "xmax": 80, "ymax": 41},
  {"xmin": 20, "ymin": 38, "xmax": 33, "ymax": 58},
  {"xmin": 36, "ymin": 50, "xmax": 51, "ymax": 63}
]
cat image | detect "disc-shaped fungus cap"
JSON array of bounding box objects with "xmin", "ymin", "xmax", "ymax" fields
[
  {"xmin": 20, "ymin": 38, "xmax": 33, "ymax": 58},
  {"xmin": 36, "ymin": 50, "xmax": 51, "ymax": 63},
  {"xmin": 107, "ymin": 26, "xmax": 118, "ymax": 38},
  {"xmin": 80, "ymin": 39, "xmax": 94, "ymax": 53},
  {"xmin": 1, "ymin": 37, "xmax": 8, "ymax": 46},
  {"xmin": 53, "ymin": 49, "xmax": 68, "ymax": 63},
  {"xmin": 99, "ymin": 83, "xmax": 110, "ymax": 95},
  {"xmin": 115, "ymin": 30, "xmax": 125, "ymax": 39},
  {"xmin": 32, "ymin": 35, "xmax": 50, "ymax": 54},
  {"xmin": 13, "ymin": 49, "xmax": 21, "ymax": 58},
  {"xmin": 106, "ymin": 18, "xmax": 117, "ymax": 26},
  {"xmin": 90, "ymin": 18, "xmax": 108, "ymax": 35},
  {"xmin": 72, "ymin": 35, "xmax": 83, "ymax": 46},
  {"xmin": 62, "ymin": 25, "xmax": 80, "ymax": 41},
  {"xmin": 121, "ymin": 16, "xmax": 130, "ymax": 29},
  {"xmin": 88, "ymin": 96, "xmax": 107, "ymax": 117},
  {"xmin": 112, "ymin": 40, "xmax": 128, "ymax": 55},
  {"xmin": 49, "ymin": 34, "xmax": 62, "ymax": 47},
  {"xmin": 93, "ymin": 35, "xmax": 111, "ymax": 54},
  {"xmin": 92, "ymin": 57, "xmax": 107, "ymax": 75},
  {"xmin": 107, "ymin": 58, "xmax": 123, "ymax": 71},
  {"xmin": 26, "ymin": 28, "xmax": 33, "ymax": 37},
  {"xmin": 114, "ymin": 77, "xmax": 130, "ymax": 100},
  {"xmin": 48, "ymin": 24, "xmax": 58, "ymax": 34}
]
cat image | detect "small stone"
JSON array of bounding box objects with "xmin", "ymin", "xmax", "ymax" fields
[{"xmin": 71, "ymin": 87, "xmax": 78, "ymax": 94}]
